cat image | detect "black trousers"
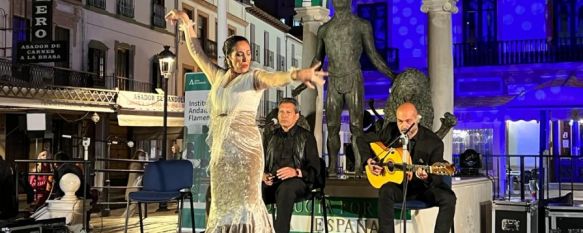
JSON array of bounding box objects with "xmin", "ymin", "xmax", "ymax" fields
[
  {"xmin": 378, "ymin": 182, "xmax": 456, "ymax": 233},
  {"xmin": 262, "ymin": 178, "xmax": 307, "ymax": 233}
]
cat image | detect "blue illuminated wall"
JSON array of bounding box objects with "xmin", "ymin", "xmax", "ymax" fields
[
  {"xmin": 497, "ymin": 0, "xmax": 547, "ymax": 40},
  {"xmin": 387, "ymin": 0, "xmax": 428, "ymax": 68}
]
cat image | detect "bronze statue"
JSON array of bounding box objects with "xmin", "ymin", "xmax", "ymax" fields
[{"xmin": 311, "ymin": 0, "xmax": 395, "ymax": 176}]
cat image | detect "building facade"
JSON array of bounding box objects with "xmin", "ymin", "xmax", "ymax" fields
[{"xmin": 0, "ymin": 0, "xmax": 304, "ymax": 207}]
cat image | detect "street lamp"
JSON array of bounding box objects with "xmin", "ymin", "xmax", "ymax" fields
[{"xmin": 158, "ymin": 45, "xmax": 176, "ymax": 160}]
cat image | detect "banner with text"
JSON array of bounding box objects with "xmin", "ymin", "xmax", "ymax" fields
[{"xmin": 182, "ymin": 72, "xmax": 211, "ymax": 232}]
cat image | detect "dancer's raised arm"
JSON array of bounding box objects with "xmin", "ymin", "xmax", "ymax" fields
[{"xmin": 166, "ymin": 10, "xmax": 223, "ymax": 85}]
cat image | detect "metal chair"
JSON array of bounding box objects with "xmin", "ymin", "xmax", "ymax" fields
[
  {"xmin": 124, "ymin": 160, "xmax": 195, "ymax": 233},
  {"xmin": 395, "ymin": 175, "xmax": 454, "ymax": 233}
]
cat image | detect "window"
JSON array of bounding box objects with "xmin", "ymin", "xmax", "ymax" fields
[
  {"xmin": 12, "ymin": 16, "xmax": 28, "ymax": 60},
  {"xmin": 276, "ymin": 37, "xmax": 284, "ymax": 70},
  {"xmin": 88, "ymin": 41, "xmax": 107, "ymax": 79},
  {"xmin": 152, "ymin": 0, "xmax": 166, "ymax": 28},
  {"xmin": 115, "ymin": 42, "xmax": 134, "ymax": 90},
  {"xmin": 117, "ymin": 0, "xmax": 135, "ymax": 18},
  {"xmin": 87, "ymin": 0, "xmax": 106, "ymax": 9},
  {"xmin": 228, "ymin": 27, "xmax": 235, "ymax": 36},
  {"xmin": 151, "ymin": 58, "xmax": 161, "ymax": 93},
  {"xmin": 264, "ymin": 31, "xmax": 270, "ymax": 67},
  {"xmin": 197, "ymin": 14, "xmax": 208, "ymax": 40},
  {"xmin": 462, "ymin": 0, "xmax": 496, "ymax": 43},
  {"xmin": 180, "ymin": 8, "xmax": 194, "ymax": 41},
  {"xmin": 554, "ymin": 0, "xmax": 583, "ymax": 39},
  {"xmin": 357, "ymin": 3, "xmax": 388, "ymax": 50},
  {"xmin": 54, "ymin": 26, "xmax": 70, "ymax": 68}
]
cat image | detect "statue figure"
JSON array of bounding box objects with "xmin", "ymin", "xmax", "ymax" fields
[{"xmin": 310, "ymin": 0, "xmax": 395, "ymax": 176}]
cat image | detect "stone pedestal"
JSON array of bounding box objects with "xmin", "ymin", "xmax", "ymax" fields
[
  {"xmin": 31, "ymin": 173, "xmax": 89, "ymax": 232},
  {"xmin": 294, "ymin": 6, "xmax": 329, "ymax": 156},
  {"xmin": 421, "ymin": 0, "xmax": 458, "ymax": 162}
]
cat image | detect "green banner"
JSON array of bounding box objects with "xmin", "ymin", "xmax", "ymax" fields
[{"xmin": 182, "ymin": 72, "xmax": 211, "ymax": 231}]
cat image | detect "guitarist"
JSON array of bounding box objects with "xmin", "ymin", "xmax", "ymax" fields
[{"xmin": 359, "ymin": 102, "xmax": 456, "ymax": 233}]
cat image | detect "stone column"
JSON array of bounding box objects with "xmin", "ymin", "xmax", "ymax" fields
[
  {"xmin": 294, "ymin": 6, "xmax": 329, "ymax": 156},
  {"xmin": 421, "ymin": 0, "xmax": 458, "ymax": 162},
  {"xmin": 217, "ymin": 0, "xmax": 227, "ymax": 67}
]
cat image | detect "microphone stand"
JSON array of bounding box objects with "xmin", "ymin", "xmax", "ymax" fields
[{"xmin": 400, "ymin": 134, "xmax": 410, "ymax": 233}]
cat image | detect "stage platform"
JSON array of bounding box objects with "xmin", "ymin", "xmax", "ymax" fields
[{"xmin": 179, "ymin": 176, "xmax": 493, "ymax": 233}]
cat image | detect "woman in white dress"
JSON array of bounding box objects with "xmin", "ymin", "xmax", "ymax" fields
[{"xmin": 166, "ymin": 10, "xmax": 326, "ymax": 233}]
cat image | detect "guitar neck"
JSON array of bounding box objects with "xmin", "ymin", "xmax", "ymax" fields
[{"xmin": 377, "ymin": 162, "xmax": 440, "ymax": 175}]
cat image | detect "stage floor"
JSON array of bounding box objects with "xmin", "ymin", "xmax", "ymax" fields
[{"xmin": 90, "ymin": 203, "xmax": 181, "ymax": 233}]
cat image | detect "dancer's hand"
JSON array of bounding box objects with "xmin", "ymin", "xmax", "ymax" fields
[
  {"xmin": 165, "ymin": 9, "xmax": 189, "ymax": 25},
  {"xmin": 294, "ymin": 62, "xmax": 327, "ymax": 89},
  {"xmin": 165, "ymin": 10, "xmax": 197, "ymax": 36}
]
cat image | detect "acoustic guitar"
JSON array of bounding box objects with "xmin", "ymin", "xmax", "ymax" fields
[{"xmin": 365, "ymin": 141, "xmax": 455, "ymax": 189}]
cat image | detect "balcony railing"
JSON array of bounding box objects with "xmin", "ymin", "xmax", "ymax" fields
[
  {"xmin": 87, "ymin": 0, "xmax": 106, "ymax": 9},
  {"xmin": 152, "ymin": 4, "xmax": 166, "ymax": 28},
  {"xmin": 117, "ymin": 0, "xmax": 134, "ymax": 18},
  {"xmin": 291, "ymin": 58, "xmax": 299, "ymax": 68},
  {"xmin": 251, "ymin": 43, "xmax": 261, "ymax": 62},
  {"xmin": 276, "ymin": 55, "xmax": 285, "ymax": 71},
  {"xmin": 0, "ymin": 59, "xmax": 156, "ymax": 94},
  {"xmin": 264, "ymin": 49, "xmax": 274, "ymax": 68},
  {"xmin": 0, "ymin": 59, "xmax": 103, "ymax": 88},
  {"xmin": 453, "ymin": 37, "xmax": 583, "ymax": 67},
  {"xmin": 360, "ymin": 47, "xmax": 399, "ymax": 71},
  {"xmin": 105, "ymin": 76, "xmax": 152, "ymax": 93},
  {"xmin": 203, "ymin": 39, "xmax": 217, "ymax": 59}
]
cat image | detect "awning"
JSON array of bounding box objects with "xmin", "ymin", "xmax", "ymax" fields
[
  {"xmin": 0, "ymin": 96, "xmax": 115, "ymax": 113},
  {"xmin": 117, "ymin": 114, "xmax": 184, "ymax": 127}
]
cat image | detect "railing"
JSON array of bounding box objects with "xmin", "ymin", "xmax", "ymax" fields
[
  {"xmin": 360, "ymin": 47, "xmax": 399, "ymax": 71},
  {"xmin": 0, "ymin": 58, "xmax": 104, "ymax": 88},
  {"xmin": 453, "ymin": 37, "xmax": 583, "ymax": 67},
  {"xmin": 291, "ymin": 58, "xmax": 299, "ymax": 68},
  {"xmin": 117, "ymin": 0, "xmax": 134, "ymax": 18},
  {"xmin": 105, "ymin": 76, "xmax": 153, "ymax": 93},
  {"xmin": 87, "ymin": 0, "xmax": 106, "ymax": 9},
  {"xmin": 276, "ymin": 54, "xmax": 285, "ymax": 71},
  {"xmin": 3, "ymin": 63, "xmax": 152, "ymax": 94},
  {"xmin": 203, "ymin": 39, "xmax": 217, "ymax": 59},
  {"xmin": 452, "ymin": 153, "xmax": 583, "ymax": 201},
  {"xmin": 264, "ymin": 49, "xmax": 274, "ymax": 68},
  {"xmin": 251, "ymin": 43, "xmax": 261, "ymax": 62},
  {"xmin": 152, "ymin": 4, "xmax": 166, "ymax": 28}
]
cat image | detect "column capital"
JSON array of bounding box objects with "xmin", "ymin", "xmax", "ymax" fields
[
  {"xmin": 294, "ymin": 6, "xmax": 330, "ymax": 24},
  {"xmin": 421, "ymin": 0, "xmax": 459, "ymax": 14}
]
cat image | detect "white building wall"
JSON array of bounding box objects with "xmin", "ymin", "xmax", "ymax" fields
[
  {"xmin": 177, "ymin": 0, "xmax": 303, "ymax": 100},
  {"xmin": 79, "ymin": 0, "xmax": 176, "ymax": 92}
]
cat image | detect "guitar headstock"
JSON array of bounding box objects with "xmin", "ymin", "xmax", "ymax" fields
[{"xmin": 429, "ymin": 162, "xmax": 456, "ymax": 176}]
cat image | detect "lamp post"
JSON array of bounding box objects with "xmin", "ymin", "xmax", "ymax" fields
[{"xmin": 158, "ymin": 45, "xmax": 176, "ymax": 160}]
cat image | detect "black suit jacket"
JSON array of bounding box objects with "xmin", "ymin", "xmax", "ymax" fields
[{"xmin": 359, "ymin": 122, "xmax": 450, "ymax": 191}]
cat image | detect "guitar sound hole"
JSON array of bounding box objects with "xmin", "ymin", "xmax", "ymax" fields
[{"xmin": 386, "ymin": 161, "xmax": 395, "ymax": 172}]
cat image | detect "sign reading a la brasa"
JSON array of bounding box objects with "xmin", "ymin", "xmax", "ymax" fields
[{"xmin": 17, "ymin": 41, "xmax": 68, "ymax": 63}]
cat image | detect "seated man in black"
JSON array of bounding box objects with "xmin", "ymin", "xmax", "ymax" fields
[
  {"xmin": 359, "ymin": 102, "xmax": 456, "ymax": 233},
  {"xmin": 262, "ymin": 98, "xmax": 320, "ymax": 233}
]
